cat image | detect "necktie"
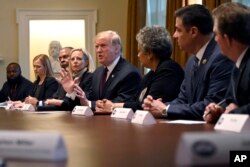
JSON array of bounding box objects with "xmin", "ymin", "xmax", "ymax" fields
[
  {"xmin": 191, "ymin": 57, "xmax": 199, "ymax": 92},
  {"xmin": 193, "ymin": 57, "xmax": 199, "ymax": 74},
  {"xmin": 99, "ymin": 67, "xmax": 108, "ymax": 96}
]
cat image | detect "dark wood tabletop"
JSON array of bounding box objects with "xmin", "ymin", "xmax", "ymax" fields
[{"xmin": 0, "ymin": 109, "xmax": 214, "ymax": 167}]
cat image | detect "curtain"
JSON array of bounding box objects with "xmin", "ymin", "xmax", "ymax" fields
[
  {"xmin": 231, "ymin": 0, "xmax": 250, "ymax": 6},
  {"xmin": 147, "ymin": 0, "xmax": 166, "ymax": 27},
  {"xmin": 202, "ymin": 0, "xmax": 230, "ymax": 11},
  {"xmin": 166, "ymin": 0, "xmax": 188, "ymax": 68},
  {"xmin": 126, "ymin": 0, "xmax": 147, "ymax": 73}
]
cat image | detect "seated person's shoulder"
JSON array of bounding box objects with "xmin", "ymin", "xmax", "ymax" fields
[
  {"xmin": 47, "ymin": 76, "xmax": 57, "ymax": 82},
  {"xmin": 22, "ymin": 76, "xmax": 33, "ymax": 85},
  {"xmin": 46, "ymin": 76, "xmax": 59, "ymax": 85},
  {"xmin": 86, "ymin": 71, "xmax": 93, "ymax": 78},
  {"xmin": 162, "ymin": 59, "xmax": 183, "ymax": 69},
  {"xmin": 213, "ymin": 53, "xmax": 234, "ymax": 67},
  {"xmin": 122, "ymin": 60, "xmax": 140, "ymax": 73}
]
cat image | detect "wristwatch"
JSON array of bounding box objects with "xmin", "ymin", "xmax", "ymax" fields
[{"xmin": 161, "ymin": 107, "xmax": 168, "ymax": 116}]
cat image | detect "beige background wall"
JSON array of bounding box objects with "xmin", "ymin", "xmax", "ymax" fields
[{"xmin": 0, "ymin": 0, "xmax": 128, "ymax": 86}]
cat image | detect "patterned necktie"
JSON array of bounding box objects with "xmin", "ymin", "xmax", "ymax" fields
[{"xmin": 99, "ymin": 67, "xmax": 108, "ymax": 96}]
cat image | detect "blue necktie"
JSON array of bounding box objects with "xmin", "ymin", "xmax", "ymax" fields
[{"xmin": 191, "ymin": 57, "xmax": 199, "ymax": 92}]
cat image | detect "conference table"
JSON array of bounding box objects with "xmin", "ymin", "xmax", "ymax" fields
[{"xmin": 0, "ymin": 109, "xmax": 214, "ymax": 167}]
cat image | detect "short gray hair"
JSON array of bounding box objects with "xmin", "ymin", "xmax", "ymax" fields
[{"xmin": 136, "ymin": 25, "xmax": 173, "ymax": 60}]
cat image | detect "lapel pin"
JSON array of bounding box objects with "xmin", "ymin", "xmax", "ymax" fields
[{"xmin": 202, "ymin": 59, "xmax": 207, "ymax": 64}]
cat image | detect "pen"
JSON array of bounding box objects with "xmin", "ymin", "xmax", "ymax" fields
[
  {"xmin": 203, "ymin": 99, "xmax": 226, "ymax": 118},
  {"xmin": 216, "ymin": 99, "xmax": 226, "ymax": 107}
]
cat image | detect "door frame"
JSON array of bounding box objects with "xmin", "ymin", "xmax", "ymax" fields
[{"xmin": 16, "ymin": 8, "xmax": 97, "ymax": 79}]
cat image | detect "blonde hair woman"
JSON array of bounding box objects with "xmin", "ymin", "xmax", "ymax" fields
[
  {"xmin": 69, "ymin": 48, "xmax": 95, "ymax": 77},
  {"xmin": 24, "ymin": 54, "xmax": 59, "ymax": 106}
]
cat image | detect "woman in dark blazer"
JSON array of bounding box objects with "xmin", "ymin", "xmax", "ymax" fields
[
  {"xmin": 43, "ymin": 48, "xmax": 94, "ymax": 110},
  {"xmin": 100, "ymin": 26, "xmax": 184, "ymax": 112},
  {"xmin": 24, "ymin": 54, "xmax": 58, "ymax": 106}
]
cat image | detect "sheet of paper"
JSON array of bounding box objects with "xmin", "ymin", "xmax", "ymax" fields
[{"xmin": 0, "ymin": 102, "xmax": 7, "ymax": 107}]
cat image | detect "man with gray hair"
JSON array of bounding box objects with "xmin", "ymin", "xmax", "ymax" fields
[{"xmin": 60, "ymin": 30, "xmax": 141, "ymax": 111}]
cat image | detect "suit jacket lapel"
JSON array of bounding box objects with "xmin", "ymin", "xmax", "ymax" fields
[
  {"xmin": 185, "ymin": 57, "xmax": 195, "ymax": 102},
  {"xmin": 101, "ymin": 57, "xmax": 124, "ymax": 98},
  {"xmin": 191, "ymin": 38, "xmax": 216, "ymax": 100}
]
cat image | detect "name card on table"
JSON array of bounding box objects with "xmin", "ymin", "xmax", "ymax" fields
[
  {"xmin": 0, "ymin": 130, "xmax": 67, "ymax": 161},
  {"xmin": 131, "ymin": 110, "xmax": 156, "ymax": 125},
  {"xmin": 214, "ymin": 114, "xmax": 250, "ymax": 133},
  {"xmin": 72, "ymin": 106, "xmax": 93, "ymax": 116},
  {"xmin": 111, "ymin": 108, "xmax": 134, "ymax": 120}
]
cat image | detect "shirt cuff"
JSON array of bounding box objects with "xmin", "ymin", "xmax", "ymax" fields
[
  {"xmin": 166, "ymin": 104, "xmax": 170, "ymax": 111},
  {"xmin": 66, "ymin": 91, "xmax": 76, "ymax": 100},
  {"xmin": 88, "ymin": 101, "xmax": 92, "ymax": 108},
  {"xmin": 36, "ymin": 100, "xmax": 44, "ymax": 107}
]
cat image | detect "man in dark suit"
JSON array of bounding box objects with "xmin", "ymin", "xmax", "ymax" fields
[
  {"xmin": 204, "ymin": 2, "xmax": 250, "ymax": 123},
  {"xmin": 95, "ymin": 26, "xmax": 184, "ymax": 113},
  {"xmin": 142, "ymin": 4, "xmax": 234, "ymax": 120},
  {"xmin": 62, "ymin": 30, "xmax": 141, "ymax": 111},
  {"xmin": 0, "ymin": 62, "xmax": 34, "ymax": 102},
  {"xmin": 52, "ymin": 46, "xmax": 73, "ymax": 99}
]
